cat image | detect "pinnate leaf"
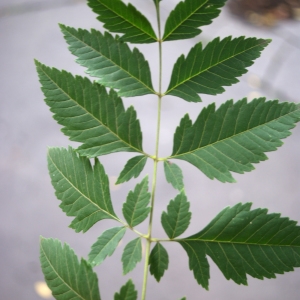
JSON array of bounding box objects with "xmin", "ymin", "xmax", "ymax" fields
[
  {"xmin": 88, "ymin": 227, "xmax": 126, "ymax": 267},
  {"xmin": 171, "ymin": 98, "xmax": 300, "ymax": 182},
  {"xmin": 114, "ymin": 279, "xmax": 138, "ymax": 300},
  {"xmin": 149, "ymin": 243, "xmax": 169, "ymax": 282},
  {"xmin": 164, "ymin": 161, "xmax": 184, "ymax": 191},
  {"xmin": 122, "ymin": 238, "xmax": 142, "ymax": 274},
  {"xmin": 161, "ymin": 191, "xmax": 191, "ymax": 239},
  {"xmin": 60, "ymin": 24, "xmax": 155, "ymax": 97},
  {"xmin": 48, "ymin": 147, "xmax": 118, "ymax": 232},
  {"xmin": 36, "ymin": 61, "xmax": 143, "ymax": 158},
  {"xmin": 179, "ymin": 203, "xmax": 300, "ymax": 289},
  {"xmin": 123, "ymin": 176, "xmax": 151, "ymax": 227},
  {"xmin": 88, "ymin": 0, "xmax": 157, "ymax": 44},
  {"xmin": 40, "ymin": 237, "xmax": 101, "ymax": 300},
  {"xmin": 163, "ymin": 0, "xmax": 226, "ymax": 41},
  {"xmin": 116, "ymin": 156, "xmax": 147, "ymax": 184},
  {"xmin": 166, "ymin": 36, "xmax": 270, "ymax": 102}
]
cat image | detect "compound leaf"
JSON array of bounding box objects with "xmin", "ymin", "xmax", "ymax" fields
[
  {"xmin": 166, "ymin": 36, "xmax": 270, "ymax": 102},
  {"xmin": 116, "ymin": 156, "xmax": 148, "ymax": 184},
  {"xmin": 171, "ymin": 98, "xmax": 300, "ymax": 182},
  {"xmin": 114, "ymin": 279, "xmax": 137, "ymax": 300},
  {"xmin": 164, "ymin": 161, "xmax": 184, "ymax": 191},
  {"xmin": 88, "ymin": 227, "xmax": 126, "ymax": 267},
  {"xmin": 60, "ymin": 24, "xmax": 155, "ymax": 97},
  {"xmin": 161, "ymin": 190, "xmax": 191, "ymax": 239},
  {"xmin": 163, "ymin": 0, "xmax": 226, "ymax": 41},
  {"xmin": 88, "ymin": 0, "xmax": 157, "ymax": 44},
  {"xmin": 122, "ymin": 238, "xmax": 142, "ymax": 274},
  {"xmin": 149, "ymin": 243, "xmax": 169, "ymax": 282},
  {"xmin": 40, "ymin": 237, "xmax": 101, "ymax": 300},
  {"xmin": 178, "ymin": 203, "xmax": 300, "ymax": 289},
  {"xmin": 48, "ymin": 147, "xmax": 118, "ymax": 233},
  {"xmin": 35, "ymin": 61, "xmax": 144, "ymax": 158},
  {"xmin": 123, "ymin": 176, "xmax": 151, "ymax": 227}
]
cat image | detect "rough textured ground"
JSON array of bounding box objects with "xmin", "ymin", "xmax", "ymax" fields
[{"xmin": 1, "ymin": 0, "xmax": 300, "ymax": 299}]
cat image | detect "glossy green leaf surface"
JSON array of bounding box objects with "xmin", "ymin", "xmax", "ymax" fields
[
  {"xmin": 123, "ymin": 176, "xmax": 151, "ymax": 227},
  {"xmin": 40, "ymin": 237, "xmax": 101, "ymax": 300},
  {"xmin": 48, "ymin": 147, "xmax": 117, "ymax": 232},
  {"xmin": 149, "ymin": 243, "xmax": 169, "ymax": 282},
  {"xmin": 116, "ymin": 156, "xmax": 147, "ymax": 184},
  {"xmin": 163, "ymin": 0, "xmax": 226, "ymax": 41},
  {"xmin": 164, "ymin": 161, "xmax": 184, "ymax": 191},
  {"xmin": 161, "ymin": 191, "xmax": 191, "ymax": 239},
  {"xmin": 122, "ymin": 238, "xmax": 142, "ymax": 274},
  {"xmin": 36, "ymin": 61, "xmax": 144, "ymax": 158},
  {"xmin": 60, "ymin": 24, "xmax": 155, "ymax": 97},
  {"xmin": 114, "ymin": 280, "xmax": 138, "ymax": 300},
  {"xmin": 88, "ymin": 0, "xmax": 157, "ymax": 43},
  {"xmin": 171, "ymin": 98, "xmax": 300, "ymax": 182},
  {"xmin": 179, "ymin": 203, "xmax": 300, "ymax": 289},
  {"xmin": 88, "ymin": 227, "xmax": 126, "ymax": 267},
  {"xmin": 166, "ymin": 36, "xmax": 270, "ymax": 102}
]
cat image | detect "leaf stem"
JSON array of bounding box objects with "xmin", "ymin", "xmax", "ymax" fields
[{"xmin": 141, "ymin": 1, "xmax": 162, "ymax": 299}]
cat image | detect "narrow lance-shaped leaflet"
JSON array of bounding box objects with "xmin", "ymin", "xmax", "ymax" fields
[
  {"xmin": 170, "ymin": 98, "xmax": 300, "ymax": 182},
  {"xmin": 165, "ymin": 36, "xmax": 270, "ymax": 102},
  {"xmin": 60, "ymin": 24, "xmax": 155, "ymax": 98},
  {"xmin": 36, "ymin": 61, "xmax": 144, "ymax": 158},
  {"xmin": 178, "ymin": 203, "xmax": 300, "ymax": 290},
  {"xmin": 163, "ymin": 0, "xmax": 226, "ymax": 41},
  {"xmin": 47, "ymin": 147, "xmax": 118, "ymax": 233},
  {"xmin": 88, "ymin": 0, "xmax": 157, "ymax": 43}
]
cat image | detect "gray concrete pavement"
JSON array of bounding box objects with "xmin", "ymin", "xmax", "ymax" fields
[{"xmin": 1, "ymin": 0, "xmax": 300, "ymax": 299}]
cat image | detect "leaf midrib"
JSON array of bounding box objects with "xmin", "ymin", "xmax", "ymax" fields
[
  {"xmin": 178, "ymin": 239, "xmax": 300, "ymax": 247},
  {"xmin": 95, "ymin": 0, "xmax": 157, "ymax": 41},
  {"xmin": 48, "ymin": 152, "xmax": 119, "ymax": 222},
  {"xmin": 39, "ymin": 65, "xmax": 145, "ymax": 155},
  {"xmin": 63, "ymin": 26, "xmax": 156, "ymax": 95},
  {"xmin": 165, "ymin": 39, "xmax": 267, "ymax": 95},
  {"xmin": 170, "ymin": 106, "xmax": 299, "ymax": 158},
  {"xmin": 163, "ymin": 0, "xmax": 208, "ymax": 41},
  {"xmin": 40, "ymin": 242, "xmax": 86, "ymax": 300}
]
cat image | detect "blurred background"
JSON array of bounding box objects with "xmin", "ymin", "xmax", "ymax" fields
[{"xmin": 1, "ymin": 0, "xmax": 300, "ymax": 299}]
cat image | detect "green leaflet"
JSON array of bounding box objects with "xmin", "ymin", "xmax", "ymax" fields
[
  {"xmin": 123, "ymin": 176, "xmax": 151, "ymax": 227},
  {"xmin": 161, "ymin": 190, "xmax": 191, "ymax": 239},
  {"xmin": 88, "ymin": 0, "xmax": 157, "ymax": 44},
  {"xmin": 171, "ymin": 98, "xmax": 300, "ymax": 182},
  {"xmin": 178, "ymin": 203, "xmax": 300, "ymax": 289},
  {"xmin": 163, "ymin": 0, "xmax": 226, "ymax": 41},
  {"xmin": 60, "ymin": 24, "xmax": 155, "ymax": 97},
  {"xmin": 40, "ymin": 237, "xmax": 101, "ymax": 300},
  {"xmin": 163, "ymin": 161, "xmax": 184, "ymax": 191},
  {"xmin": 35, "ymin": 61, "xmax": 144, "ymax": 158},
  {"xmin": 165, "ymin": 36, "xmax": 270, "ymax": 102},
  {"xmin": 114, "ymin": 279, "xmax": 138, "ymax": 300},
  {"xmin": 122, "ymin": 238, "xmax": 142, "ymax": 274},
  {"xmin": 149, "ymin": 243, "xmax": 169, "ymax": 282},
  {"xmin": 116, "ymin": 156, "xmax": 148, "ymax": 184},
  {"xmin": 88, "ymin": 227, "xmax": 126, "ymax": 267},
  {"xmin": 48, "ymin": 147, "xmax": 118, "ymax": 232}
]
